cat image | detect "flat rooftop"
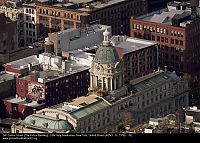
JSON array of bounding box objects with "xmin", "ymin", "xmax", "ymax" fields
[
  {"xmin": 69, "ymin": 49, "xmax": 95, "ymax": 59},
  {"xmin": 137, "ymin": 8, "xmax": 191, "ymax": 26},
  {"xmin": 0, "ymin": 72, "xmax": 15, "ymax": 83},
  {"xmin": 115, "ymin": 37, "xmax": 157, "ymax": 54},
  {"xmin": 70, "ymin": 99, "xmax": 110, "ymax": 119},
  {"xmin": 76, "ymin": 0, "xmax": 126, "ymax": 12},
  {"xmin": 3, "ymin": 96, "xmax": 45, "ymax": 108},
  {"xmin": 5, "ymin": 55, "xmax": 39, "ymax": 70},
  {"xmin": 37, "ymin": 61, "xmax": 89, "ymax": 83},
  {"xmin": 50, "ymin": 94, "xmax": 110, "ymax": 119},
  {"xmin": 130, "ymin": 70, "xmax": 181, "ymax": 94},
  {"xmin": 67, "ymin": 94, "xmax": 100, "ymax": 107},
  {"xmin": 22, "ymin": 2, "xmax": 36, "ymax": 7},
  {"xmin": 37, "ymin": 0, "xmax": 126, "ymax": 12}
]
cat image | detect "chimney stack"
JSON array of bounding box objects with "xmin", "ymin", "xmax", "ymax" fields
[{"xmin": 56, "ymin": 114, "xmax": 59, "ymax": 119}]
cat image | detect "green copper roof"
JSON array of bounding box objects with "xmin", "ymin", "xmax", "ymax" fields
[
  {"xmin": 22, "ymin": 114, "xmax": 71, "ymax": 131},
  {"xmin": 70, "ymin": 100, "xmax": 110, "ymax": 119},
  {"xmin": 94, "ymin": 45, "xmax": 120, "ymax": 64}
]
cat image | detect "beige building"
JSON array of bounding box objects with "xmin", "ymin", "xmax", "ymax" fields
[
  {"xmin": 11, "ymin": 29, "xmax": 189, "ymax": 133},
  {"xmin": 0, "ymin": 2, "xmax": 38, "ymax": 46},
  {"xmin": 23, "ymin": 2, "xmax": 37, "ymax": 44},
  {"xmin": 11, "ymin": 112, "xmax": 73, "ymax": 133},
  {"xmin": 0, "ymin": 4, "xmax": 24, "ymax": 47}
]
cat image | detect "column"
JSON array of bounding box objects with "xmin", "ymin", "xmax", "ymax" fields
[
  {"xmin": 49, "ymin": 17, "xmax": 52, "ymax": 32},
  {"xmin": 96, "ymin": 76, "xmax": 98, "ymax": 87},
  {"xmin": 111, "ymin": 78, "xmax": 113, "ymax": 91},
  {"xmin": 119, "ymin": 76, "xmax": 122, "ymax": 87},
  {"xmin": 114, "ymin": 77, "xmax": 117, "ymax": 90},
  {"xmin": 90, "ymin": 75, "xmax": 93, "ymax": 89},
  {"xmin": 105, "ymin": 78, "xmax": 108, "ymax": 91},
  {"xmin": 74, "ymin": 22, "xmax": 77, "ymax": 28},
  {"xmin": 101, "ymin": 78, "xmax": 104, "ymax": 90},
  {"xmin": 61, "ymin": 19, "xmax": 64, "ymax": 31}
]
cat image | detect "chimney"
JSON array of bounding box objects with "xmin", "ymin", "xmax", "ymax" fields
[
  {"xmin": 56, "ymin": 114, "xmax": 59, "ymax": 119},
  {"xmin": 164, "ymin": 66, "xmax": 168, "ymax": 72},
  {"xmin": 30, "ymin": 71, "xmax": 39, "ymax": 82},
  {"xmin": 28, "ymin": 63, "xmax": 32, "ymax": 71},
  {"xmin": 33, "ymin": 109, "xmax": 36, "ymax": 114}
]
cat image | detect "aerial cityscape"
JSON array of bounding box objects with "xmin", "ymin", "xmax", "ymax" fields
[{"xmin": 1, "ymin": 0, "xmax": 200, "ymax": 137}]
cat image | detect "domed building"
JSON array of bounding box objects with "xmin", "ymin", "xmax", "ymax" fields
[
  {"xmin": 11, "ymin": 113, "xmax": 73, "ymax": 133},
  {"xmin": 90, "ymin": 29, "xmax": 127, "ymax": 97}
]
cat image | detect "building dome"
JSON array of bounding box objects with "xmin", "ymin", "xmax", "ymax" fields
[
  {"xmin": 94, "ymin": 46, "xmax": 120, "ymax": 64},
  {"xmin": 22, "ymin": 114, "xmax": 71, "ymax": 131}
]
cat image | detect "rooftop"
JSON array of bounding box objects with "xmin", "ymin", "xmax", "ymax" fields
[
  {"xmin": 3, "ymin": 96, "xmax": 45, "ymax": 108},
  {"xmin": 67, "ymin": 94, "xmax": 101, "ymax": 107},
  {"xmin": 137, "ymin": 8, "xmax": 191, "ymax": 26},
  {"xmin": 115, "ymin": 37, "xmax": 157, "ymax": 54},
  {"xmin": 22, "ymin": 114, "xmax": 72, "ymax": 131},
  {"xmin": 22, "ymin": 2, "xmax": 36, "ymax": 7},
  {"xmin": 70, "ymin": 99, "xmax": 110, "ymax": 119},
  {"xmin": 129, "ymin": 70, "xmax": 182, "ymax": 94},
  {"xmin": 69, "ymin": 49, "xmax": 95, "ymax": 60},
  {"xmin": 37, "ymin": 61, "xmax": 89, "ymax": 83},
  {"xmin": 37, "ymin": 0, "xmax": 126, "ymax": 12},
  {"xmin": 4, "ymin": 55, "xmax": 39, "ymax": 70},
  {"xmin": 0, "ymin": 71, "xmax": 15, "ymax": 83},
  {"xmin": 76, "ymin": 0, "xmax": 126, "ymax": 12}
]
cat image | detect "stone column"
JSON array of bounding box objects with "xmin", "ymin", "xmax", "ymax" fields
[
  {"xmin": 90, "ymin": 75, "xmax": 93, "ymax": 89},
  {"xmin": 114, "ymin": 77, "xmax": 117, "ymax": 90},
  {"xmin": 74, "ymin": 22, "xmax": 77, "ymax": 28},
  {"xmin": 49, "ymin": 17, "xmax": 52, "ymax": 32},
  {"xmin": 105, "ymin": 78, "xmax": 108, "ymax": 91},
  {"xmin": 96, "ymin": 76, "xmax": 98, "ymax": 87},
  {"xmin": 119, "ymin": 75, "xmax": 122, "ymax": 87},
  {"xmin": 61, "ymin": 19, "xmax": 64, "ymax": 31},
  {"xmin": 101, "ymin": 77, "xmax": 104, "ymax": 90},
  {"xmin": 111, "ymin": 78, "xmax": 113, "ymax": 91}
]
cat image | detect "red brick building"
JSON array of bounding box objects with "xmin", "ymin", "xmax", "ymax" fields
[
  {"xmin": 36, "ymin": 0, "xmax": 147, "ymax": 38},
  {"xmin": 130, "ymin": 4, "xmax": 200, "ymax": 78},
  {"xmin": 3, "ymin": 54, "xmax": 90, "ymax": 119}
]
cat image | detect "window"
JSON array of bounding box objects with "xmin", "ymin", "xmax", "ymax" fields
[
  {"xmin": 147, "ymin": 100, "xmax": 149, "ymax": 105},
  {"xmin": 102, "ymin": 112, "xmax": 105, "ymax": 117},
  {"xmin": 155, "ymin": 96, "xmax": 158, "ymax": 101},
  {"xmin": 180, "ymin": 40, "xmax": 183, "ymax": 46},
  {"xmin": 16, "ymin": 130, "xmax": 19, "ymax": 133},
  {"xmin": 151, "ymin": 98, "xmax": 153, "ymax": 103},
  {"xmin": 142, "ymin": 102, "xmax": 145, "ymax": 107},
  {"xmin": 165, "ymin": 38, "xmax": 168, "ymax": 43},
  {"xmin": 157, "ymin": 36, "xmax": 160, "ymax": 42},
  {"xmin": 171, "ymin": 39, "xmax": 174, "ymax": 44},
  {"xmin": 32, "ymin": 17, "xmax": 35, "ymax": 21},
  {"xmin": 175, "ymin": 39, "xmax": 179, "ymax": 45}
]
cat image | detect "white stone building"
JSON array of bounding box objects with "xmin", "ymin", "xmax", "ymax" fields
[
  {"xmin": 11, "ymin": 29, "xmax": 189, "ymax": 133},
  {"xmin": 22, "ymin": 3, "xmax": 37, "ymax": 44},
  {"xmin": 47, "ymin": 24, "xmax": 111, "ymax": 55}
]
